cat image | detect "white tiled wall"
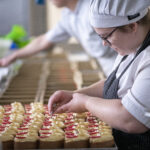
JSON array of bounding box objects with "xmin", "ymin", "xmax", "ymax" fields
[{"xmin": 0, "ymin": 0, "xmax": 29, "ymax": 35}]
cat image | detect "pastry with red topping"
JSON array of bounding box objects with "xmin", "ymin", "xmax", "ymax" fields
[
  {"xmin": 0, "ymin": 132, "xmax": 14, "ymax": 150},
  {"xmin": 14, "ymin": 132, "xmax": 38, "ymax": 150},
  {"xmin": 89, "ymin": 132, "xmax": 114, "ymax": 148},
  {"xmin": 0, "ymin": 103, "xmax": 25, "ymax": 150},
  {"xmin": 64, "ymin": 128, "xmax": 89, "ymax": 148},
  {"xmin": 0, "ymin": 106, "xmax": 4, "ymax": 124},
  {"xmin": 89, "ymin": 123, "xmax": 114, "ymax": 148},
  {"xmin": 39, "ymin": 128, "xmax": 64, "ymax": 149}
]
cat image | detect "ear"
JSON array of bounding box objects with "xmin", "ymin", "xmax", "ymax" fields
[{"xmin": 128, "ymin": 23, "xmax": 138, "ymax": 33}]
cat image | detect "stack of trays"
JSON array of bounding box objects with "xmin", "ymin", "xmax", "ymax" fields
[
  {"xmin": 0, "ymin": 62, "xmax": 42, "ymax": 105},
  {"xmin": 77, "ymin": 61, "xmax": 94, "ymax": 71},
  {"xmin": 46, "ymin": 51, "xmax": 67, "ymax": 61},
  {"xmin": 81, "ymin": 70, "xmax": 102, "ymax": 87},
  {"xmin": 76, "ymin": 61, "xmax": 103, "ymax": 87},
  {"xmin": 0, "ymin": 102, "xmax": 115, "ymax": 150},
  {"xmin": 44, "ymin": 60, "xmax": 76, "ymax": 102}
]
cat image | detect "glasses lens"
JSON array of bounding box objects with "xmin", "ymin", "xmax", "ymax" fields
[{"xmin": 101, "ymin": 28, "xmax": 118, "ymax": 46}]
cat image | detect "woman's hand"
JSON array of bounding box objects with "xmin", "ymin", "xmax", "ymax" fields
[
  {"xmin": 48, "ymin": 90, "xmax": 73, "ymax": 114},
  {"xmin": 54, "ymin": 93, "xmax": 89, "ymax": 113}
]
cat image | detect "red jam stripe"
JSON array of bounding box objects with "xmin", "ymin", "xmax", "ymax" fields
[
  {"xmin": 40, "ymin": 128, "xmax": 50, "ymax": 130},
  {"xmin": 4, "ymin": 113, "xmax": 11, "ymax": 115},
  {"xmin": 18, "ymin": 128, "xmax": 28, "ymax": 130},
  {"xmin": 65, "ymin": 118, "xmax": 73, "ymax": 120},
  {"xmin": 3, "ymin": 116, "xmax": 10, "ymax": 119},
  {"xmin": 4, "ymin": 105, "xmax": 12, "ymax": 108},
  {"xmin": 0, "ymin": 126, "xmax": 6, "ymax": 129},
  {"xmin": 88, "ymin": 119, "xmax": 97, "ymax": 122},
  {"xmin": 88, "ymin": 129, "xmax": 98, "ymax": 133},
  {"xmin": 43, "ymin": 120, "xmax": 51, "ymax": 123},
  {"xmin": 3, "ymin": 119, "xmax": 10, "ymax": 122},
  {"xmin": 0, "ymin": 128, "xmax": 5, "ymax": 131},
  {"xmin": 43, "ymin": 124, "xmax": 51, "ymax": 127},
  {"xmin": 65, "ymin": 128, "xmax": 74, "ymax": 131},
  {"xmin": 5, "ymin": 110, "xmax": 12, "ymax": 112},
  {"xmin": 89, "ymin": 132, "xmax": 99, "ymax": 135},
  {"xmin": 16, "ymin": 132, "xmax": 28, "ymax": 135},
  {"xmin": 24, "ymin": 119, "xmax": 31, "ymax": 122},
  {"xmin": 65, "ymin": 132, "xmax": 75, "ymax": 136},
  {"xmin": 88, "ymin": 124, "xmax": 99, "ymax": 127},
  {"xmin": 21, "ymin": 122, "xmax": 29, "ymax": 125},
  {"xmin": 65, "ymin": 126, "xmax": 75, "ymax": 130},
  {"xmin": 64, "ymin": 122, "xmax": 74, "ymax": 125},
  {"xmin": 2, "ymin": 121, "xmax": 12, "ymax": 124},
  {"xmin": 41, "ymin": 132, "xmax": 52, "ymax": 135}
]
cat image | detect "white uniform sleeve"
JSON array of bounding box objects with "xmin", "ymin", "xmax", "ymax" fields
[
  {"xmin": 46, "ymin": 21, "xmax": 71, "ymax": 43},
  {"xmin": 122, "ymin": 61, "xmax": 150, "ymax": 128}
]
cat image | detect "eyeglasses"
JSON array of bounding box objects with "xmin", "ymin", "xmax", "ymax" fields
[{"xmin": 99, "ymin": 27, "xmax": 118, "ymax": 46}]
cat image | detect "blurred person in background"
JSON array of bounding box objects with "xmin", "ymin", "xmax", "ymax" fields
[
  {"xmin": 48, "ymin": 0, "xmax": 150, "ymax": 149},
  {"xmin": 0, "ymin": 0, "xmax": 116, "ymax": 77}
]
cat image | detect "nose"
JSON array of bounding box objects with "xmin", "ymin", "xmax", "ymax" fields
[{"xmin": 102, "ymin": 40, "xmax": 108, "ymax": 46}]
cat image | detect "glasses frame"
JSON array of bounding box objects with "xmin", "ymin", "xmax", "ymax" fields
[{"xmin": 99, "ymin": 27, "xmax": 118, "ymax": 46}]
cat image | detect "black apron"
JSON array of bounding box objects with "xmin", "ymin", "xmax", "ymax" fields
[{"xmin": 103, "ymin": 31, "xmax": 150, "ymax": 150}]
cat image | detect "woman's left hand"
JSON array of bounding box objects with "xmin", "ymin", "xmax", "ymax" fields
[{"xmin": 55, "ymin": 93, "xmax": 90, "ymax": 113}]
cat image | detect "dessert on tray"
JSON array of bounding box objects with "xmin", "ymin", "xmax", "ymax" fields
[{"xmin": 0, "ymin": 102, "xmax": 115, "ymax": 149}]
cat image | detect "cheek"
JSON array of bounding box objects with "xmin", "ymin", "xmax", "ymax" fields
[
  {"xmin": 110, "ymin": 36, "xmax": 127, "ymax": 54},
  {"xmin": 111, "ymin": 37, "xmax": 134, "ymax": 55},
  {"xmin": 111, "ymin": 36, "xmax": 121, "ymax": 48},
  {"xmin": 112, "ymin": 34, "xmax": 129, "ymax": 48}
]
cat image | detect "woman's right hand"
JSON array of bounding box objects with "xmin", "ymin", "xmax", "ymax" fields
[{"xmin": 48, "ymin": 90, "xmax": 73, "ymax": 114}]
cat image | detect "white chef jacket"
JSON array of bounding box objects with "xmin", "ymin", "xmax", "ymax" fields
[
  {"xmin": 46, "ymin": 0, "xmax": 117, "ymax": 77},
  {"xmin": 114, "ymin": 45, "xmax": 150, "ymax": 128}
]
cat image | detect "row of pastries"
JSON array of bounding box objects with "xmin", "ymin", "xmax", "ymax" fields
[{"xmin": 0, "ymin": 102, "xmax": 114, "ymax": 150}]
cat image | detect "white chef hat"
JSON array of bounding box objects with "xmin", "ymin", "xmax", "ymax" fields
[{"xmin": 90, "ymin": 0, "xmax": 150, "ymax": 28}]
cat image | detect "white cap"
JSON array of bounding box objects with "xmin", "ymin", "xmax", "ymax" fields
[{"xmin": 90, "ymin": 0, "xmax": 150, "ymax": 28}]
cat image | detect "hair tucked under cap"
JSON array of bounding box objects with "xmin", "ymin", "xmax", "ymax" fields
[{"xmin": 89, "ymin": 0, "xmax": 150, "ymax": 28}]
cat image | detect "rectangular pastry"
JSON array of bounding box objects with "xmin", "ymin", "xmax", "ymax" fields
[
  {"xmin": 64, "ymin": 129, "xmax": 89, "ymax": 148},
  {"xmin": 0, "ymin": 134, "xmax": 14, "ymax": 150},
  {"xmin": 14, "ymin": 133, "xmax": 38, "ymax": 150},
  {"xmin": 39, "ymin": 128, "xmax": 64, "ymax": 149}
]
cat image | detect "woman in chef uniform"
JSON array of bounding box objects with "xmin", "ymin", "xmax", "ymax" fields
[{"xmin": 48, "ymin": 0, "xmax": 150, "ymax": 149}]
